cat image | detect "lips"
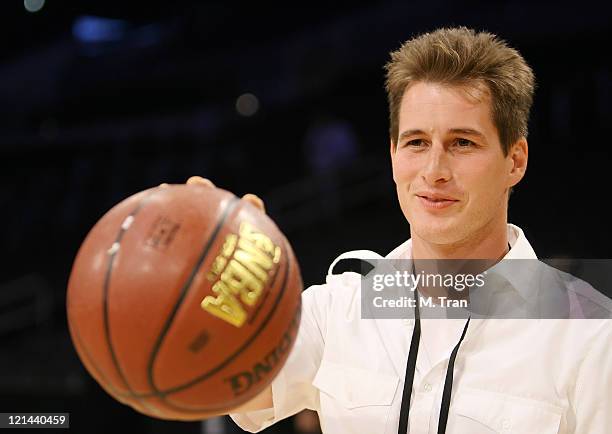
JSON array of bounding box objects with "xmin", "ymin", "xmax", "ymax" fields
[{"xmin": 415, "ymin": 192, "xmax": 459, "ymax": 209}]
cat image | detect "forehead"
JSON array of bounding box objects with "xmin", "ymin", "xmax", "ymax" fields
[{"xmin": 399, "ymin": 81, "xmax": 496, "ymax": 134}]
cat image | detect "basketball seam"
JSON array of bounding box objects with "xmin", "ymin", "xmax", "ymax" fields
[
  {"xmin": 157, "ymin": 237, "xmax": 300, "ymax": 413},
  {"xmin": 103, "ymin": 189, "xmax": 159, "ymax": 413},
  {"xmin": 161, "ymin": 251, "xmax": 289, "ymax": 395},
  {"xmin": 69, "ymin": 192, "xmax": 157, "ymax": 399},
  {"xmin": 146, "ymin": 196, "xmax": 240, "ymax": 396}
]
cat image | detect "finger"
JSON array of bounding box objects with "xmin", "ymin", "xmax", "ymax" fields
[
  {"xmin": 242, "ymin": 193, "xmax": 266, "ymax": 213},
  {"xmin": 186, "ymin": 176, "xmax": 215, "ymax": 188}
]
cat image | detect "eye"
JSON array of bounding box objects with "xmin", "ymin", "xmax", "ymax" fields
[
  {"xmin": 404, "ymin": 139, "xmax": 428, "ymax": 148},
  {"xmin": 454, "ymin": 138, "xmax": 475, "ymax": 148}
]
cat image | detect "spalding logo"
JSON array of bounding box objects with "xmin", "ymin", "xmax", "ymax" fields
[{"xmin": 224, "ymin": 304, "xmax": 300, "ymax": 396}]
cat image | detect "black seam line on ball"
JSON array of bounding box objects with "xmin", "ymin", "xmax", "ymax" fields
[
  {"xmin": 146, "ymin": 196, "xmax": 240, "ymax": 397},
  {"xmin": 152, "ymin": 235, "xmax": 291, "ymax": 403},
  {"xmin": 103, "ymin": 189, "xmax": 159, "ymax": 410},
  {"xmin": 70, "ymin": 316, "xmax": 124, "ymax": 397},
  {"xmin": 158, "ymin": 238, "xmax": 289, "ymax": 397}
]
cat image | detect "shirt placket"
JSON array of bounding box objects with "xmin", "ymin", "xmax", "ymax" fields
[{"xmin": 408, "ymin": 363, "xmax": 446, "ymax": 434}]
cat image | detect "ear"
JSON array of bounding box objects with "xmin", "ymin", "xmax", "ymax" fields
[{"xmin": 507, "ymin": 137, "xmax": 528, "ymax": 188}]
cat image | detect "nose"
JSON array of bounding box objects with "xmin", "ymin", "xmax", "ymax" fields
[{"xmin": 421, "ymin": 143, "xmax": 452, "ymax": 185}]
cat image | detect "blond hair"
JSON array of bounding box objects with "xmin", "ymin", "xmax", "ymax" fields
[{"xmin": 385, "ymin": 27, "xmax": 535, "ymax": 155}]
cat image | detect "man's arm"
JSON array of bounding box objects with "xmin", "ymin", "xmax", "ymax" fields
[
  {"xmin": 228, "ymin": 283, "xmax": 327, "ymax": 431},
  {"xmin": 230, "ymin": 386, "xmax": 273, "ymax": 414}
]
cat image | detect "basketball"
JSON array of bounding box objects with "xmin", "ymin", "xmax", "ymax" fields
[{"xmin": 66, "ymin": 184, "xmax": 303, "ymax": 420}]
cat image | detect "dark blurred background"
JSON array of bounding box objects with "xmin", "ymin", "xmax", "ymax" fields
[{"xmin": 0, "ymin": 0, "xmax": 611, "ymax": 433}]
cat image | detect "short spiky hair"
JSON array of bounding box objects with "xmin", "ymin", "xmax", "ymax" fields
[{"xmin": 385, "ymin": 27, "xmax": 535, "ymax": 155}]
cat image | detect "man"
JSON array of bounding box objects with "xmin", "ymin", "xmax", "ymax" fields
[{"xmin": 190, "ymin": 27, "xmax": 612, "ymax": 433}]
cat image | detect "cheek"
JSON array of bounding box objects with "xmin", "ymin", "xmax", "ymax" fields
[
  {"xmin": 391, "ymin": 153, "xmax": 418, "ymax": 185},
  {"xmin": 463, "ymin": 159, "xmax": 507, "ymax": 199}
]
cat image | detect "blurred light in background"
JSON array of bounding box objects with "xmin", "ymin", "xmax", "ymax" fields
[
  {"xmin": 72, "ymin": 15, "xmax": 127, "ymax": 43},
  {"xmin": 236, "ymin": 93, "xmax": 259, "ymax": 117},
  {"xmin": 303, "ymin": 118, "xmax": 359, "ymax": 172},
  {"xmin": 24, "ymin": 0, "xmax": 44, "ymax": 13}
]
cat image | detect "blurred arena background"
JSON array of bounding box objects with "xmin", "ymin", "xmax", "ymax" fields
[{"xmin": 0, "ymin": 0, "xmax": 611, "ymax": 433}]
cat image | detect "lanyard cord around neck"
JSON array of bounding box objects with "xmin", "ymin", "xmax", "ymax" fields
[
  {"xmin": 397, "ymin": 242, "xmax": 511, "ymax": 433},
  {"xmin": 397, "ymin": 292, "xmax": 471, "ymax": 434}
]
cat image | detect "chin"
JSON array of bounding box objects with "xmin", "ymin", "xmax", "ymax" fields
[{"xmin": 409, "ymin": 216, "xmax": 464, "ymax": 245}]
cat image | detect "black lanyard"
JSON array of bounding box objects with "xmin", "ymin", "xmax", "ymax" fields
[{"xmin": 397, "ymin": 293, "xmax": 471, "ymax": 434}]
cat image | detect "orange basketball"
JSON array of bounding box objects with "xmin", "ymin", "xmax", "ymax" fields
[{"xmin": 66, "ymin": 184, "xmax": 303, "ymax": 420}]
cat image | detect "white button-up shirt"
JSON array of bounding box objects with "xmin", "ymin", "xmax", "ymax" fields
[{"xmin": 231, "ymin": 224, "xmax": 612, "ymax": 433}]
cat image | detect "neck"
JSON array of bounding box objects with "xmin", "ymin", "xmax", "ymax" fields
[{"xmin": 411, "ymin": 218, "xmax": 510, "ymax": 261}]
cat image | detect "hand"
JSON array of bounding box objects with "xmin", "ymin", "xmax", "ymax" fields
[{"xmin": 185, "ymin": 176, "xmax": 266, "ymax": 213}]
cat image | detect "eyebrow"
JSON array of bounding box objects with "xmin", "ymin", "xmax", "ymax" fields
[
  {"xmin": 398, "ymin": 128, "xmax": 486, "ymax": 141},
  {"xmin": 449, "ymin": 128, "xmax": 486, "ymax": 139}
]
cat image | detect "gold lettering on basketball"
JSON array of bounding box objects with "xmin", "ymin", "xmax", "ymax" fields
[
  {"xmin": 201, "ymin": 280, "xmax": 247, "ymax": 327},
  {"xmin": 201, "ymin": 222, "xmax": 281, "ymax": 327},
  {"xmin": 206, "ymin": 234, "xmax": 237, "ymax": 281},
  {"xmin": 221, "ymin": 233, "xmax": 238, "ymax": 257},
  {"xmin": 221, "ymin": 259, "xmax": 263, "ymax": 306}
]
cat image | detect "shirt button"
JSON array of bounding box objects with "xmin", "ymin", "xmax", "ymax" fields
[
  {"xmin": 423, "ymin": 383, "xmax": 432, "ymax": 392},
  {"xmin": 402, "ymin": 319, "xmax": 411, "ymax": 326},
  {"xmin": 501, "ymin": 419, "xmax": 511, "ymax": 430}
]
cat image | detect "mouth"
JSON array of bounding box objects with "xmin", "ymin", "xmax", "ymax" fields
[{"xmin": 415, "ymin": 194, "xmax": 459, "ymax": 210}]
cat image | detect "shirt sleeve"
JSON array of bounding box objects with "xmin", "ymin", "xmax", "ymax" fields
[
  {"xmin": 229, "ymin": 283, "xmax": 329, "ymax": 432},
  {"xmin": 571, "ymin": 321, "xmax": 612, "ymax": 433}
]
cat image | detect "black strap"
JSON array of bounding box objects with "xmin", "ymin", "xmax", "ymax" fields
[
  {"xmin": 437, "ymin": 316, "xmax": 470, "ymax": 433},
  {"xmin": 397, "ymin": 294, "xmax": 421, "ymax": 434},
  {"xmin": 397, "ymin": 293, "xmax": 470, "ymax": 434}
]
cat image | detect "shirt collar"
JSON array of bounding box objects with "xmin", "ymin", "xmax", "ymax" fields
[{"xmin": 385, "ymin": 224, "xmax": 538, "ymax": 300}]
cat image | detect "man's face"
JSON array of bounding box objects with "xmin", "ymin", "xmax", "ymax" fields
[{"xmin": 391, "ymin": 81, "xmax": 525, "ymax": 246}]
